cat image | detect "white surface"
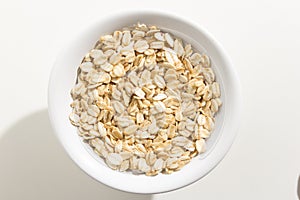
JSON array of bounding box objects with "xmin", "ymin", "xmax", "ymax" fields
[
  {"xmin": 0, "ymin": 0, "xmax": 299, "ymax": 199},
  {"xmin": 48, "ymin": 11, "xmax": 241, "ymax": 193}
]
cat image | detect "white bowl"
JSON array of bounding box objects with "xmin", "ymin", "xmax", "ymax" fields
[{"xmin": 48, "ymin": 10, "xmax": 242, "ymax": 194}]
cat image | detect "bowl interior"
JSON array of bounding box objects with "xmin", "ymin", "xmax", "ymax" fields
[{"xmin": 48, "ymin": 11, "xmax": 241, "ymax": 194}]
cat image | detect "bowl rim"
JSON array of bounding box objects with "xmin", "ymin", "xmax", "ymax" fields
[{"xmin": 48, "ymin": 9, "xmax": 242, "ymax": 194}]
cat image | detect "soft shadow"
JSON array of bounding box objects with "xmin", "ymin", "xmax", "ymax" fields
[
  {"xmin": 0, "ymin": 109, "xmax": 152, "ymax": 200},
  {"xmin": 297, "ymin": 175, "xmax": 300, "ymax": 200}
]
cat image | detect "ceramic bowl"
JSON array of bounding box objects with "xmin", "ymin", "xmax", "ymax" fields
[{"xmin": 48, "ymin": 10, "xmax": 242, "ymax": 194}]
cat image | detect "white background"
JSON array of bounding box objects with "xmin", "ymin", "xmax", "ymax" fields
[{"xmin": 0, "ymin": 0, "xmax": 299, "ymax": 199}]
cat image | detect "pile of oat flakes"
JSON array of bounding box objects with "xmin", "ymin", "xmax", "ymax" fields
[{"xmin": 69, "ymin": 23, "xmax": 221, "ymax": 176}]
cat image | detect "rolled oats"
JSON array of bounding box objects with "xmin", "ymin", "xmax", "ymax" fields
[
  {"xmin": 134, "ymin": 40, "xmax": 149, "ymax": 53},
  {"xmin": 80, "ymin": 62, "xmax": 94, "ymax": 73},
  {"xmin": 69, "ymin": 23, "xmax": 222, "ymax": 176},
  {"xmin": 107, "ymin": 153, "xmax": 123, "ymax": 166}
]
